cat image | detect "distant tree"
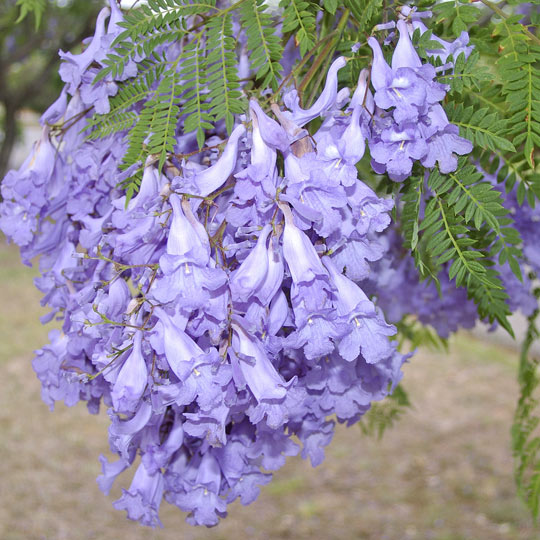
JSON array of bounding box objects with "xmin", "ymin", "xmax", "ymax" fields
[{"xmin": 0, "ymin": 0, "xmax": 102, "ymax": 176}]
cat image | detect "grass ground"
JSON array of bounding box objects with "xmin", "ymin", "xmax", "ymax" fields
[{"xmin": 0, "ymin": 239, "xmax": 538, "ymax": 540}]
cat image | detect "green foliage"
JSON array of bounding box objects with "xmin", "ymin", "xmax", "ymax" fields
[
  {"xmin": 490, "ymin": 11, "xmax": 540, "ymax": 167},
  {"xmin": 145, "ymin": 70, "xmax": 183, "ymax": 171},
  {"xmin": 448, "ymin": 103, "xmax": 515, "ymax": 155},
  {"xmin": 15, "ymin": 0, "xmax": 45, "ymax": 29},
  {"xmin": 322, "ymin": 0, "xmax": 338, "ymax": 15},
  {"xmin": 95, "ymin": 0, "xmax": 216, "ymax": 82},
  {"xmin": 360, "ymin": 385, "xmax": 411, "ymax": 440},
  {"xmin": 432, "ymin": 0, "xmax": 481, "ymax": 35},
  {"xmin": 87, "ymin": 0, "xmax": 249, "ymax": 193},
  {"xmin": 401, "ymin": 173, "xmax": 441, "ymax": 285},
  {"xmin": 343, "ymin": 0, "xmax": 383, "ymax": 34},
  {"xmin": 401, "ymin": 160, "xmax": 520, "ymax": 336},
  {"xmin": 492, "ymin": 151, "xmax": 540, "ymax": 208},
  {"xmin": 430, "ymin": 161, "xmax": 522, "ymax": 276},
  {"xmin": 240, "ymin": 0, "xmax": 283, "ymax": 89},
  {"xmin": 179, "ymin": 38, "xmax": 212, "ymax": 149},
  {"xmin": 86, "ymin": 61, "xmax": 167, "ymax": 140},
  {"xmin": 512, "ymin": 300, "xmax": 540, "ymax": 520},
  {"xmin": 279, "ymin": 0, "xmax": 318, "ymax": 57},
  {"xmin": 205, "ymin": 13, "xmax": 244, "ymax": 132},
  {"xmin": 437, "ymin": 50, "xmax": 492, "ymax": 95}
]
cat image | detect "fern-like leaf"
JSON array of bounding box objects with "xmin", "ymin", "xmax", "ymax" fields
[
  {"xmin": 205, "ymin": 13, "xmax": 244, "ymax": 132},
  {"xmin": 429, "ymin": 159, "xmax": 523, "ymax": 280},
  {"xmin": 436, "ymin": 50, "xmax": 493, "ymax": 95},
  {"xmin": 432, "ymin": 0, "xmax": 482, "ymax": 35},
  {"xmin": 423, "ymin": 194, "xmax": 513, "ymax": 333},
  {"xmin": 240, "ymin": 0, "xmax": 284, "ymax": 90},
  {"xmin": 179, "ymin": 36, "xmax": 213, "ymax": 149},
  {"xmin": 144, "ymin": 70, "xmax": 183, "ymax": 171},
  {"xmin": 279, "ymin": 0, "xmax": 318, "ymax": 57},
  {"xmin": 492, "ymin": 13, "xmax": 540, "ymax": 166},
  {"xmin": 86, "ymin": 61, "xmax": 167, "ymax": 140},
  {"xmin": 360, "ymin": 385, "xmax": 411, "ymax": 440},
  {"xmin": 491, "ymin": 151, "xmax": 540, "ymax": 208},
  {"xmin": 343, "ymin": 0, "xmax": 383, "ymax": 34},
  {"xmin": 95, "ymin": 0, "xmax": 217, "ymax": 82},
  {"xmin": 447, "ymin": 103, "xmax": 516, "ymax": 154}
]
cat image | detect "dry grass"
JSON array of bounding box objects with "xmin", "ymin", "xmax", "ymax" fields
[{"xmin": 0, "ymin": 240, "xmax": 538, "ymax": 540}]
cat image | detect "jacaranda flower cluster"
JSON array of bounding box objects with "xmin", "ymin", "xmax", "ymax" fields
[{"xmin": 2, "ymin": 1, "xmax": 538, "ymax": 528}]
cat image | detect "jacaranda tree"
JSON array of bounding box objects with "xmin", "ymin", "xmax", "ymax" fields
[{"xmin": 1, "ymin": 0, "xmax": 540, "ymax": 528}]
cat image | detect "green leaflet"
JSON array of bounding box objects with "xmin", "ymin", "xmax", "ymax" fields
[
  {"xmin": 279, "ymin": 0, "xmax": 318, "ymax": 58},
  {"xmin": 401, "ymin": 174, "xmax": 441, "ymax": 286},
  {"xmin": 490, "ymin": 13, "xmax": 540, "ymax": 167},
  {"xmin": 342, "ymin": 0, "xmax": 382, "ymax": 34},
  {"xmin": 14, "ymin": 0, "xmax": 46, "ymax": 29},
  {"xmin": 85, "ymin": 61, "xmax": 168, "ymax": 140},
  {"xmin": 400, "ymin": 159, "xmax": 521, "ymax": 336},
  {"xmin": 433, "ymin": 0, "xmax": 481, "ymax": 34},
  {"xmin": 240, "ymin": 0, "xmax": 284, "ymax": 90},
  {"xmin": 429, "ymin": 161, "xmax": 522, "ymax": 280},
  {"xmin": 205, "ymin": 13, "xmax": 244, "ymax": 132},
  {"xmin": 180, "ymin": 37, "xmax": 213, "ymax": 149},
  {"xmin": 429, "ymin": 195, "xmax": 514, "ymax": 334},
  {"xmin": 94, "ymin": 0, "xmax": 217, "ymax": 82},
  {"xmin": 436, "ymin": 50, "xmax": 492, "ymax": 95},
  {"xmin": 448, "ymin": 103, "xmax": 516, "ymax": 154},
  {"xmin": 145, "ymin": 70, "xmax": 183, "ymax": 171}
]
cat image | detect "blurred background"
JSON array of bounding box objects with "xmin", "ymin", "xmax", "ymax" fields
[{"xmin": 0, "ymin": 1, "xmax": 539, "ymax": 539}]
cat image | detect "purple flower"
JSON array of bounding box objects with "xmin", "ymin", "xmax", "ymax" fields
[
  {"xmin": 337, "ymin": 104, "xmax": 366, "ymax": 165},
  {"xmin": 229, "ymin": 225, "xmax": 272, "ymax": 302},
  {"xmin": 108, "ymin": 400, "xmax": 153, "ymax": 460},
  {"xmin": 420, "ymin": 124, "xmax": 473, "ymax": 173},
  {"xmin": 97, "ymin": 455, "xmax": 130, "ymax": 495},
  {"xmin": 114, "ymin": 461, "xmax": 164, "ymax": 528},
  {"xmin": 178, "ymin": 125, "xmax": 245, "ymax": 199},
  {"xmin": 255, "ymin": 235, "xmax": 285, "ymax": 306},
  {"xmin": 59, "ymin": 7, "xmax": 111, "ymax": 93},
  {"xmin": 151, "ymin": 307, "xmax": 209, "ymax": 381},
  {"xmin": 370, "ymin": 123, "xmax": 428, "ymax": 181},
  {"xmin": 283, "ymin": 57, "xmax": 347, "ymax": 127},
  {"xmin": 323, "ymin": 256, "xmax": 396, "ymax": 363},
  {"xmin": 280, "ymin": 203, "xmax": 327, "ymax": 284},
  {"xmin": 231, "ymin": 320, "xmax": 294, "ymax": 402},
  {"xmin": 111, "ymin": 332, "xmax": 149, "ymax": 414},
  {"xmin": 367, "ymin": 23, "xmax": 472, "ymax": 178},
  {"xmin": 399, "ymin": 7, "xmax": 473, "ymax": 63},
  {"xmin": 392, "ymin": 20, "xmax": 423, "ymax": 69},
  {"xmin": 164, "ymin": 194, "xmax": 210, "ymax": 261},
  {"xmin": 142, "ymin": 410, "xmax": 185, "ymax": 474},
  {"xmin": 32, "ymin": 330, "xmax": 80, "ymax": 410},
  {"xmin": 166, "ymin": 451, "xmax": 227, "ymax": 527},
  {"xmin": 41, "ymin": 87, "xmax": 68, "ymax": 125}
]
